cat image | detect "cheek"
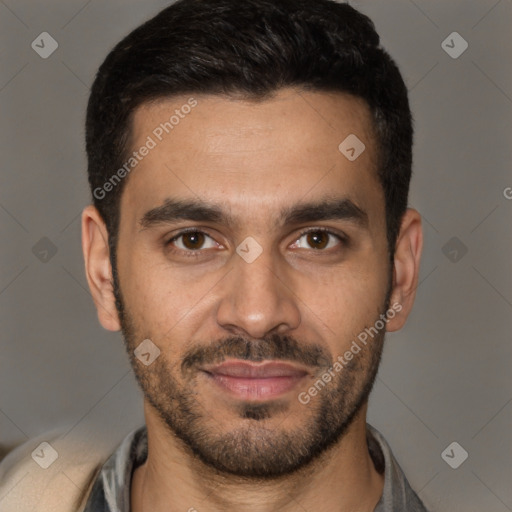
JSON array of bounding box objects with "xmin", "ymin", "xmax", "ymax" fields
[
  {"xmin": 117, "ymin": 247, "xmax": 221, "ymax": 334},
  {"xmin": 298, "ymin": 260, "xmax": 389, "ymax": 344}
]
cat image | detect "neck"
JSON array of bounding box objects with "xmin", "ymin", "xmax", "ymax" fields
[{"xmin": 131, "ymin": 402, "xmax": 384, "ymax": 512}]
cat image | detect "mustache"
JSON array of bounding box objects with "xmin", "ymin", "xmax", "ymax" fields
[{"xmin": 181, "ymin": 333, "xmax": 332, "ymax": 375}]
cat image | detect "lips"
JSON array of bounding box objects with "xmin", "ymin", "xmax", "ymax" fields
[{"xmin": 200, "ymin": 360, "xmax": 309, "ymax": 400}]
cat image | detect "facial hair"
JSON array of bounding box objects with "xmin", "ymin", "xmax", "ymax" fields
[{"xmin": 112, "ymin": 265, "xmax": 391, "ymax": 479}]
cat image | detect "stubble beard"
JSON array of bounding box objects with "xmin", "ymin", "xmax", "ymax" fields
[{"xmin": 112, "ymin": 267, "xmax": 390, "ymax": 479}]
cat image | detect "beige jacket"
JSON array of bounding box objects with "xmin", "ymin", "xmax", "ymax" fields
[{"xmin": 0, "ymin": 428, "xmax": 114, "ymax": 512}]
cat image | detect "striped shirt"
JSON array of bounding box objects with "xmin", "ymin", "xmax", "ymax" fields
[{"xmin": 83, "ymin": 423, "xmax": 429, "ymax": 512}]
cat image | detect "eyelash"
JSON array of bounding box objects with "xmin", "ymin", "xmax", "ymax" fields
[
  {"xmin": 165, "ymin": 227, "xmax": 213, "ymax": 258},
  {"xmin": 165, "ymin": 227, "xmax": 347, "ymax": 257}
]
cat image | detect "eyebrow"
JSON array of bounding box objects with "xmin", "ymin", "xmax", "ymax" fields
[{"xmin": 139, "ymin": 197, "xmax": 369, "ymax": 231}]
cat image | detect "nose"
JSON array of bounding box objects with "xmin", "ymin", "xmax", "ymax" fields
[{"xmin": 216, "ymin": 248, "xmax": 301, "ymax": 339}]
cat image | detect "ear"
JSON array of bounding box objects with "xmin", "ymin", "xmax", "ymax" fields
[
  {"xmin": 386, "ymin": 208, "xmax": 423, "ymax": 332},
  {"xmin": 81, "ymin": 205, "xmax": 121, "ymax": 331}
]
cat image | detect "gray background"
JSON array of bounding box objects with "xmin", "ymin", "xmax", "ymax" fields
[{"xmin": 0, "ymin": 1, "xmax": 511, "ymax": 510}]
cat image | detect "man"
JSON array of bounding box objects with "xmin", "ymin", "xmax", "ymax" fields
[{"xmin": 0, "ymin": 0, "xmax": 427, "ymax": 510}]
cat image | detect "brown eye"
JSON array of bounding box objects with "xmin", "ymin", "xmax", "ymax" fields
[
  {"xmin": 292, "ymin": 229, "xmax": 343, "ymax": 251},
  {"xmin": 181, "ymin": 232, "xmax": 205, "ymax": 250},
  {"xmin": 169, "ymin": 231, "xmax": 218, "ymax": 252},
  {"xmin": 306, "ymin": 231, "xmax": 329, "ymax": 249}
]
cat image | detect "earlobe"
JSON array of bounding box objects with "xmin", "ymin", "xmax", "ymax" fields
[
  {"xmin": 81, "ymin": 205, "xmax": 122, "ymax": 332},
  {"xmin": 386, "ymin": 208, "xmax": 423, "ymax": 332}
]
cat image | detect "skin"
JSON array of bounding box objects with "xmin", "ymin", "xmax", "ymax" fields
[{"xmin": 82, "ymin": 88, "xmax": 422, "ymax": 512}]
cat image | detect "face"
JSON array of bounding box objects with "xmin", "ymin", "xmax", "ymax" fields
[{"xmin": 108, "ymin": 89, "xmax": 395, "ymax": 477}]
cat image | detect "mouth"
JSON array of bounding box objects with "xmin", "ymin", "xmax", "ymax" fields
[{"xmin": 199, "ymin": 360, "xmax": 311, "ymax": 401}]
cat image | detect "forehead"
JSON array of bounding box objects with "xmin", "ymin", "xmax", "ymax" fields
[
  {"xmin": 121, "ymin": 88, "xmax": 382, "ymax": 229},
  {"xmin": 131, "ymin": 88, "xmax": 376, "ymax": 157}
]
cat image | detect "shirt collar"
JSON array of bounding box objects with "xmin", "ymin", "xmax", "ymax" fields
[{"xmin": 83, "ymin": 423, "xmax": 424, "ymax": 512}]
